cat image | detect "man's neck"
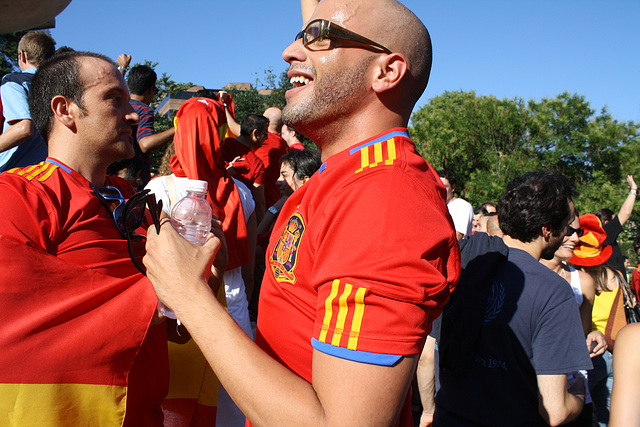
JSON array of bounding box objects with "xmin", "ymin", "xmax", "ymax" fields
[
  {"xmin": 501, "ymin": 235, "xmax": 543, "ymax": 260},
  {"xmin": 301, "ymin": 107, "xmax": 407, "ymax": 162},
  {"xmin": 19, "ymin": 62, "xmax": 36, "ymax": 72},
  {"xmin": 48, "ymin": 141, "xmax": 108, "ymax": 188},
  {"xmin": 539, "ymin": 256, "xmax": 563, "ymax": 273},
  {"xmin": 130, "ymin": 94, "xmax": 146, "ymax": 104}
]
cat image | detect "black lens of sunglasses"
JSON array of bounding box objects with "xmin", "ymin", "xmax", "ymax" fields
[
  {"xmin": 568, "ymin": 226, "xmax": 584, "ymax": 237},
  {"xmin": 123, "ymin": 189, "xmax": 152, "ymax": 276}
]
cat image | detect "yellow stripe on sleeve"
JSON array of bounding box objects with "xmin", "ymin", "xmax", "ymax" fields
[
  {"xmin": 319, "ymin": 279, "xmax": 341, "ymax": 343},
  {"xmin": 16, "ymin": 163, "xmax": 42, "ymax": 177},
  {"xmin": 347, "ymin": 287, "xmax": 367, "ymax": 350},
  {"xmin": 385, "ymin": 138, "xmax": 397, "ymax": 165},
  {"xmin": 26, "ymin": 163, "xmax": 52, "ymax": 181},
  {"xmin": 355, "ymin": 146, "xmax": 370, "ymax": 174},
  {"xmin": 331, "ymin": 283, "xmax": 353, "ymax": 347},
  {"xmin": 37, "ymin": 163, "xmax": 59, "ymax": 182},
  {"xmin": 373, "ymin": 142, "xmax": 383, "ymax": 167}
]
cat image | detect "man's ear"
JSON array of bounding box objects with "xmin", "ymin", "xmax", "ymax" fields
[
  {"xmin": 371, "ymin": 53, "xmax": 408, "ymax": 94},
  {"xmin": 51, "ymin": 95, "xmax": 77, "ymax": 131},
  {"xmin": 541, "ymin": 224, "xmax": 553, "ymax": 241}
]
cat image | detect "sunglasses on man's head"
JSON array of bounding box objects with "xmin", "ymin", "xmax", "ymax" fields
[
  {"xmin": 94, "ymin": 186, "xmax": 162, "ymax": 275},
  {"xmin": 295, "ymin": 19, "xmax": 391, "ymax": 54}
]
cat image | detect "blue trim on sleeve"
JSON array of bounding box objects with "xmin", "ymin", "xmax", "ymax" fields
[
  {"xmin": 348, "ymin": 130, "xmax": 409, "ymax": 155},
  {"xmin": 311, "ymin": 338, "xmax": 402, "ymax": 366}
]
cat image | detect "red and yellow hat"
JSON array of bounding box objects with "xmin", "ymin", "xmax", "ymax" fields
[{"xmin": 569, "ymin": 213, "xmax": 612, "ymax": 267}]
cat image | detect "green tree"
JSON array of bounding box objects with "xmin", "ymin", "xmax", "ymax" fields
[
  {"xmin": 226, "ymin": 68, "xmax": 292, "ymax": 120},
  {"xmin": 410, "ymin": 90, "xmax": 537, "ymax": 205},
  {"xmin": 409, "ymin": 89, "xmax": 640, "ymax": 261},
  {"xmin": 0, "ymin": 31, "xmax": 26, "ymax": 77}
]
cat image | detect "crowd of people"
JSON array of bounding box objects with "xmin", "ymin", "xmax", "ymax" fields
[
  {"xmin": 0, "ymin": 0, "xmax": 639, "ymax": 426},
  {"xmin": 415, "ymin": 170, "xmax": 640, "ymax": 427}
]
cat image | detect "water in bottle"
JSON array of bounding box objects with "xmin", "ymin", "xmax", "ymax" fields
[
  {"xmin": 170, "ymin": 179, "xmax": 212, "ymax": 246},
  {"xmin": 158, "ymin": 179, "xmax": 213, "ymax": 319}
]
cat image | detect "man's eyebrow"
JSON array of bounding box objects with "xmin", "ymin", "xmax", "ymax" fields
[{"xmin": 104, "ymin": 85, "xmax": 129, "ymax": 97}]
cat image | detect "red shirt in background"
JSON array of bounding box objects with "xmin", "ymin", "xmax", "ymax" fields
[{"xmin": 221, "ymin": 138, "xmax": 266, "ymax": 189}]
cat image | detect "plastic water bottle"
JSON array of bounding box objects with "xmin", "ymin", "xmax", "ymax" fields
[
  {"xmin": 158, "ymin": 179, "xmax": 212, "ymax": 319},
  {"xmin": 171, "ymin": 179, "xmax": 213, "ymax": 246}
]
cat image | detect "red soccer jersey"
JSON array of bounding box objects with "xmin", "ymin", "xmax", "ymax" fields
[
  {"xmin": 254, "ymin": 132, "xmax": 289, "ymax": 208},
  {"xmin": 221, "ymin": 138, "xmax": 266, "ymax": 188},
  {"xmin": 632, "ymin": 266, "xmax": 640, "ymax": 299},
  {"xmin": 0, "ymin": 158, "xmax": 167, "ymax": 426},
  {"xmin": 255, "ymin": 129, "xmax": 460, "ymax": 426}
]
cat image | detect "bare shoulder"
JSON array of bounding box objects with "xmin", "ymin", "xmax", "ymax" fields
[{"xmin": 577, "ymin": 270, "xmax": 595, "ymax": 298}]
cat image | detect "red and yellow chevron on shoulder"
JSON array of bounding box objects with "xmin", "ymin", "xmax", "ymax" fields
[
  {"xmin": 318, "ymin": 279, "xmax": 368, "ymax": 351},
  {"xmin": 354, "ymin": 137, "xmax": 397, "ymax": 174},
  {"xmin": 6, "ymin": 161, "xmax": 58, "ymax": 182}
]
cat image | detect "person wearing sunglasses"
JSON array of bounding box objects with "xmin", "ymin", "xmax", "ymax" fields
[
  {"xmin": 145, "ymin": 1, "xmax": 460, "ymax": 426},
  {"xmin": 0, "ymin": 51, "xmax": 170, "ymax": 425},
  {"xmin": 435, "ymin": 171, "xmax": 592, "ymax": 426},
  {"xmin": 540, "ymin": 213, "xmax": 607, "ymax": 427}
]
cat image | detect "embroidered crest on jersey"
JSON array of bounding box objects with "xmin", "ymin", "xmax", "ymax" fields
[
  {"xmin": 269, "ymin": 212, "xmax": 305, "ymax": 284},
  {"xmin": 317, "ymin": 279, "xmax": 368, "ymax": 350}
]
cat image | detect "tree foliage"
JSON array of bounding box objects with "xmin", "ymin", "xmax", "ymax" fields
[
  {"xmin": 410, "ymin": 90, "xmax": 640, "ymax": 260},
  {"xmin": 225, "ymin": 67, "xmax": 292, "ymax": 121},
  {"xmin": 0, "ymin": 31, "xmax": 27, "ymax": 77}
]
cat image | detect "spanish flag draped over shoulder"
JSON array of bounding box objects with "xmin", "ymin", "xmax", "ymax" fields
[
  {"xmin": 169, "ymin": 95, "xmax": 250, "ymax": 271},
  {"xmin": 0, "ymin": 235, "xmax": 158, "ymax": 426}
]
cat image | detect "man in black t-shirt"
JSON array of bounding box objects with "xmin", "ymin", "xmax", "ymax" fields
[
  {"xmin": 595, "ymin": 175, "xmax": 637, "ymax": 277},
  {"xmin": 435, "ymin": 171, "xmax": 592, "ymax": 426}
]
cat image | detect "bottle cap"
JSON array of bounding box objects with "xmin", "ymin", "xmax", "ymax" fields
[{"xmin": 187, "ymin": 179, "xmax": 208, "ymax": 194}]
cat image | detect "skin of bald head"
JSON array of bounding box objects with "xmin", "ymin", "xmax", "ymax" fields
[
  {"xmin": 366, "ymin": 0, "xmax": 431, "ymax": 108},
  {"xmin": 285, "ymin": 0, "xmax": 432, "ymax": 155},
  {"xmin": 317, "ymin": 0, "xmax": 432, "ymax": 115},
  {"xmin": 263, "ymin": 107, "xmax": 283, "ymax": 132}
]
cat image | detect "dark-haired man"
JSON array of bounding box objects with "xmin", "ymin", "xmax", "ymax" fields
[
  {"xmin": 0, "ymin": 31, "xmax": 55, "ymax": 172},
  {"xmin": 127, "ymin": 64, "xmax": 175, "ymax": 184},
  {"xmin": 222, "ymin": 113, "xmax": 269, "ymax": 222},
  {"xmin": 0, "ymin": 51, "xmax": 167, "ymax": 425},
  {"xmin": 435, "ymin": 170, "xmax": 592, "ymax": 426},
  {"xmin": 144, "ymin": 0, "xmax": 459, "ymax": 425}
]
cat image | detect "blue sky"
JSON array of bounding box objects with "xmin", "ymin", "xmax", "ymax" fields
[{"xmin": 50, "ymin": 0, "xmax": 639, "ymax": 123}]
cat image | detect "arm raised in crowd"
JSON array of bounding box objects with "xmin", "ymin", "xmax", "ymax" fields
[{"xmin": 617, "ymin": 175, "xmax": 637, "ymax": 226}]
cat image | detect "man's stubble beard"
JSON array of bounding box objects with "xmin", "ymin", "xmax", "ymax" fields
[
  {"xmin": 282, "ymin": 56, "xmax": 373, "ymax": 135},
  {"xmin": 540, "ymin": 234, "xmax": 564, "ymax": 260}
]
